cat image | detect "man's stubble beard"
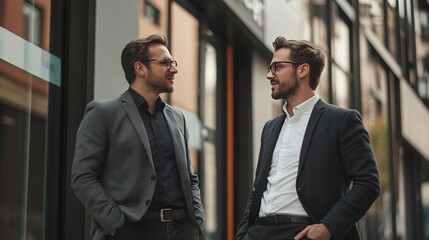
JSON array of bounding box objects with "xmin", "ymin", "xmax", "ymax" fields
[{"xmin": 271, "ymin": 74, "xmax": 299, "ymax": 100}]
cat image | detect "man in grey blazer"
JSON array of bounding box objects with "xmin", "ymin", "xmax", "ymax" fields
[
  {"xmin": 235, "ymin": 37, "xmax": 380, "ymax": 240},
  {"xmin": 71, "ymin": 34, "xmax": 204, "ymax": 240}
]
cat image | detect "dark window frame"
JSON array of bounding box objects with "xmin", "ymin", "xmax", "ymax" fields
[{"xmin": 144, "ymin": 1, "xmax": 161, "ymax": 26}]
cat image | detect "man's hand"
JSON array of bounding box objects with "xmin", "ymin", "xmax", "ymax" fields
[
  {"xmin": 294, "ymin": 223, "xmax": 331, "ymax": 240},
  {"xmin": 110, "ymin": 230, "xmax": 115, "ymax": 236}
]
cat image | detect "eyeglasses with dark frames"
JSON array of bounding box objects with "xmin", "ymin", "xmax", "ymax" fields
[
  {"xmin": 142, "ymin": 58, "xmax": 178, "ymax": 70},
  {"xmin": 267, "ymin": 61, "xmax": 302, "ymax": 75}
]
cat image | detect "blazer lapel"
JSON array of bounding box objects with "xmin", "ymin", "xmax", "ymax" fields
[
  {"xmin": 297, "ymin": 99, "xmax": 325, "ymax": 173},
  {"xmin": 259, "ymin": 114, "xmax": 287, "ymax": 188},
  {"xmin": 266, "ymin": 114, "xmax": 287, "ymax": 159},
  {"xmin": 250, "ymin": 113, "xmax": 287, "ymax": 223},
  {"xmin": 121, "ymin": 91, "xmax": 154, "ymax": 169},
  {"xmin": 163, "ymin": 107, "xmax": 189, "ymax": 181}
]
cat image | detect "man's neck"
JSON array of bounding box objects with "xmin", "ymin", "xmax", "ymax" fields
[
  {"xmin": 286, "ymin": 91, "xmax": 315, "ymax": 117},
  {"xmin": 130, "ymin": 84, "xmax": 159, "ymax": 113}
]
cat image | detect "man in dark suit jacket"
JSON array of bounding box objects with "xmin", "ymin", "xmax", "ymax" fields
[
  {"xmin": 235, "ymin": 36, "xmax": 380, "ymax": 240},
  {"xmin": 71, "ymin": 34, "xmax": 204, "ymax": 240}
]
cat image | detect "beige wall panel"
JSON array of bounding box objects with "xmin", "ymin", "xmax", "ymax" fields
[
  {"xmin": 401, "ymin": 79, "xmax": 429, "ymax": 160},
  {"xmin": 170, "ymin": 2, "xmax": 199, "ymax": 113}
]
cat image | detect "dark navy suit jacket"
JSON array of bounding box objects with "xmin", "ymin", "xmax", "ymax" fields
[{"xmin": 236, "ymin": 99, "xmax": 380, "ymax": 240}]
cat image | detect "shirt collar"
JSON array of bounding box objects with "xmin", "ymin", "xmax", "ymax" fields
[
  {"xmin": 282, "ymin": 94, "xmax": 320, "ymax": 117},
  {"xmin": 128, "ymin": 88, "xmax": 165, "ymax": 112}
]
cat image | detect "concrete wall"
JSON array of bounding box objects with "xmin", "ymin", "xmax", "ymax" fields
[{"xmin": 94, "ymin": 0, "xmax": 139, "ymax": 100}]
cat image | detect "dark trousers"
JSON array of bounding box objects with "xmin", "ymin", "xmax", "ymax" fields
[
  {"xmin": 243, "ymin": 222, "xmax": 310, "ymax": 240},
  {"xmin": 107, "ymin": 218, "xmax": 200, "ymax": 240}
]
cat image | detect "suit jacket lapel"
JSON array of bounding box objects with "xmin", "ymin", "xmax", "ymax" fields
[
  {"xmin": 164, "ymin": 106, "xmax": 189, "ymax": 181},
  {"xmin": 164, "ymin": 106, "xmax": 203, "ymax": 229},
  {"xmin": 250, "ymin": 113, "xmax": 287, "ymax": 223},
  {"xmin": 298, "ymin": 99, "xmax": 325, "ymax": 174},
  {"xmin": 266, "ymin": 114, "xmax": 286, "ymax": 159},
  {"xmin": 259, "ymin": 114, "xmax": 286, "ymax": 189},
  {"xmin": 121, "ymin": 91, "xmax": 154, "ymax": 169}
]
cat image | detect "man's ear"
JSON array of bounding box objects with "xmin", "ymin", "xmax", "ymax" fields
[
  {"xmin": 134, "ymin": 61, "xmax": 146, "ymax": 77},
  {"xmin": 297, "ymin": 63, "xmax": 310, "ymax": 78}
]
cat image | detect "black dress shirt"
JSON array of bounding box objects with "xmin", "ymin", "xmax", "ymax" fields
[{"xmin": 128, "ymin": 88, "xmax": 186, "ymax": 210}]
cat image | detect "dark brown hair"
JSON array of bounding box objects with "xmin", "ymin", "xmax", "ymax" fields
[
  {"xmin": 272, "ymin": 36, "xmax": 325, "ymax": 90},
  {"xmin": 121, "ymin": 34, "xmax": 168, "ymax": 84}
]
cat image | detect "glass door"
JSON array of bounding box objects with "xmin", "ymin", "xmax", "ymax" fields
[{"xmin": 0, "ymin": 0, "xmax": 61, "ymax": 239}]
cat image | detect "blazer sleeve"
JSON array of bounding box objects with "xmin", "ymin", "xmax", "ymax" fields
[
  {"xmin": 320, "ymin": 110, "xmax": 380, "ymax": 239},
  {"xmin": 71, "ymin": 101, "xmax": 125, "ymax": 235}
]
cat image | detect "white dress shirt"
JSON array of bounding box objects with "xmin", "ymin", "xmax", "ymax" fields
[{"xmin": 259, "ymin": 95, "xmax": 320, "ymax": 217}]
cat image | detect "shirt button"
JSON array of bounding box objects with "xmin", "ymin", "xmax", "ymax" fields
[
  {"xmin": 297, "ymin": 188, "xmax": 301, "ymax": 191},
  {"xmin": 145, "ymin": 200, "xmax": 151, "ymax": 205},
  {"xmin": 151, "ymin": 175, "xmax": 156, "ymax": 181}
]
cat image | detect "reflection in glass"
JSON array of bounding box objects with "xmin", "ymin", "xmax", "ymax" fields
[
  {"xmin": 332, "ymin": 65, "xmax": 349, "ymax": 108},
  {"xmin": 360, "ymin": 39, "xmax": 393, "ymax": 239},
  {"xmin": 386, "ymin": 3, "xmax": 397, "ymax": 58},
  {"xmin": 0, "ymin": 59, "xmax": 48, "ymax": 240},
  {"xmin": 1, "ymin": 0, "xmax": 51, "ymax": 239},
  {"xmin": 311, "ymin": 0, "xmax": 329, "ymax": 101},
  {"xmin": 143, "ymin": 1, "xmax": 160, "ymax": 26},
  {"xmin": 414, "ymin": 1, "xmax": 429, "ymax": 105},
  {"xmin": 333, "ymin": 14, "xmax": 350, "ymax": 73},
  {"xmin": 332, "ymin": 6, "xmax": 351, "ymax": 108},
  {"xmin": 23, "ymin": 2, "xmax": 42, "ymax": 46}
]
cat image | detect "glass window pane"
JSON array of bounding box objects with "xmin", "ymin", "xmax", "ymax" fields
[
  {"xmin": 311, "ymin": 0, "xmax": 329, "ymax": 100},
  {"xmin": 414, "ymin": 1, "xmax": 429, "ymax": 105},
  {"xmin": 386, "ymin": 3, "xmax": 398, "ymax": 56},
  {"xmin": 360, "ymin": 31, "xmax": 393, "ymax": 240},
  {"xmin": 23, "ymin": 2, "xmax": 42, "ymax": 46},
  {"xmin": 333, "ymin": 11, "xmax": 350, "ymax": 72},
  {"xmin": 0, "ymin": 36, "xmax": 48, "ymax": 240},
  {"xmin": 1, "ymin": 0, "xmax": 56, "ymax": 238},
  {"xmin": 332, "ymin": 5, "xmax": 351, "ymax": 107},
  {"xmin": 143, "ymin": 1, "xmax": 160, "ymax": 25},
  {"xmin": 332, "ymin": 65, "xmax": 350, "ymax": 108}
]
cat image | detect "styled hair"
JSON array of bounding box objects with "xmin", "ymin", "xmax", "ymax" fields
[
  {"xmin": 121, "ymin": 34, "xmax": 168, "ymax": 84},
  {"xmin": 272, "ymin": 36, "xmax": 325, "ymax": 90}
]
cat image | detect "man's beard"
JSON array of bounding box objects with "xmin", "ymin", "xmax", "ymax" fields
[
  {"xmin": 147, "ymin": 73, "xmax": 174, "ymax": 94},
  {"xmin": 271, "ymin": 75, "xmax": 298, "ymax": 100}
]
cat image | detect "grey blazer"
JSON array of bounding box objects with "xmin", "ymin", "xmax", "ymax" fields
[
  {"xmin": 236, "ymin": 99, "xmax": 380, "ymax": 240},
  {"xmin": 71, "ymin": 91, "xmax": 204, "ymax": 240}
]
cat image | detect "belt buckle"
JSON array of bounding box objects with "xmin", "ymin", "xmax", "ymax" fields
[{"xmin": 160, "ymin": 208, "xmax": 172, "ymax": 222}]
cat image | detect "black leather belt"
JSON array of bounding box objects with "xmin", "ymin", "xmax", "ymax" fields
[
  {"xmin": 144, "ymin": 208, "xmax": 187, "ymax": 222},
  {"xmin": 255, "ymin": 215, "xmax": 312, "ymax": 225}
]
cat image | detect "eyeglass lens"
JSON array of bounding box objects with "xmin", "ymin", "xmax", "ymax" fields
[
  {"xmin": 162, "ymin": 59, "xmax": 178, "ymax": 69},
  {"xmin": 268, "ymin": 62, "xmax": 276, "ymax": 74}
]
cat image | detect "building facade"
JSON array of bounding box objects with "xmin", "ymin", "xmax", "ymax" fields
[{"xmin": 0, "ymin": 0, "xmax": 429, "ymax": 239}]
